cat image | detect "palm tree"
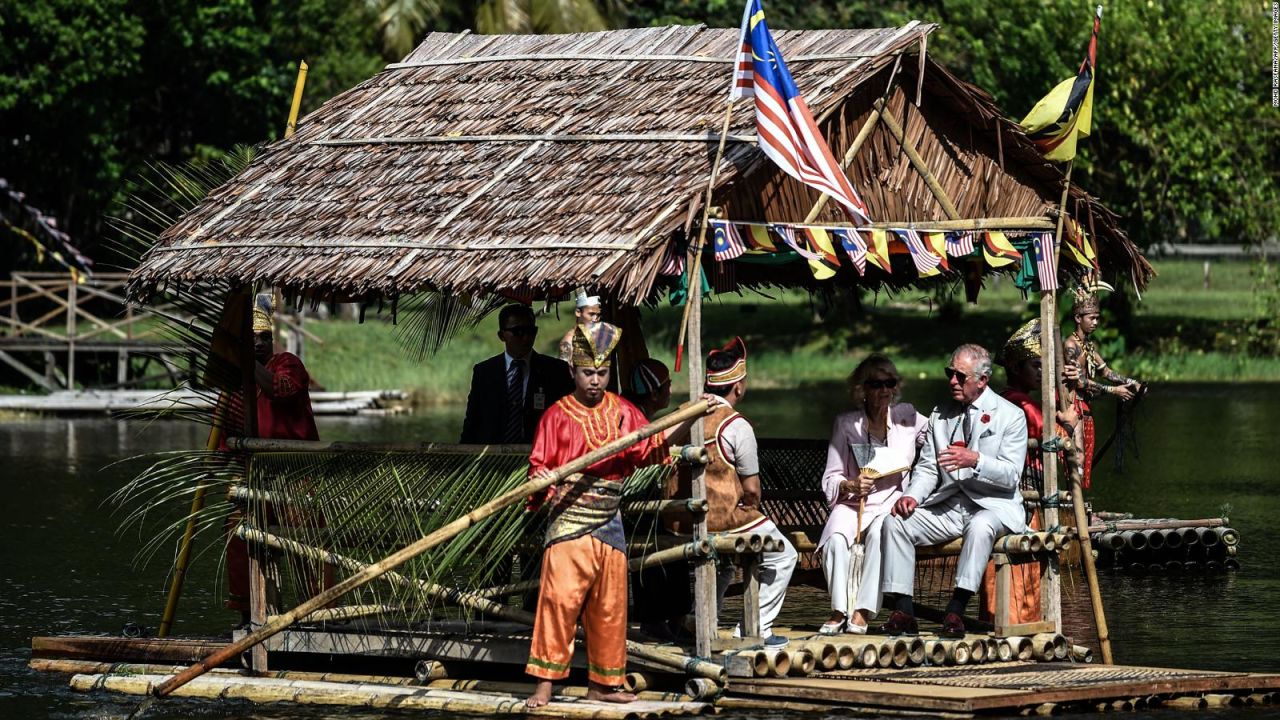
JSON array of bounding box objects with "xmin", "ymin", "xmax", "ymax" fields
[{"xmin": 367, "ymin": 0, "xmax": 624, "ymax": 59}]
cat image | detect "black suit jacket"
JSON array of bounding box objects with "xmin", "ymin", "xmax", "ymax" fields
[{"xmin": 460, "ymin": 351, "xmax": 574, "ymax": 444}]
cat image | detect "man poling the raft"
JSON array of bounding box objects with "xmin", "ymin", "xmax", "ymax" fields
[{"xmin": 524, "ymin": 321, "xmax": 717, "ymax": 708}]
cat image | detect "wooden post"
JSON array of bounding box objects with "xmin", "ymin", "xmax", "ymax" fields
[
  {"xmin": 1039, "ymin": 165, "xmax": 1070, "ymax": 636},
  {"xmin": 65, "ymin": 278, "xmax": 76, "ymax": 389},
  {"xmin": 238, "ymin": 287, "xmax": 267, "ymax": 672},
  {"xmin": 740, "ymin": 553, "xmax": 761, "ymax": 638},
  {"xmin": 687, "ymin": 270, "xmax": 716, "ymax": 658}
]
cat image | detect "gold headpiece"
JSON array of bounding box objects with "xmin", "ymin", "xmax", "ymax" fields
[
  {"xmin": 999, "ymin": 319, "xmax": 1042, "ymax": 367},
  {"xmin": 571, "ymin": 322, "xmax": 621, "ymax": 368},
  {"xmin": 706, "ymin": 336, "xmax": 748, "ymax": 387},
  {"xmin": 252, "ymin": 294, "xmax": 274, "ymax": 332}
]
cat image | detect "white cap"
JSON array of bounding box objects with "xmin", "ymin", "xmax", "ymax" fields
[{"xmin": 574, "ymin": 291, "xmax": 601, "ymax": 309}]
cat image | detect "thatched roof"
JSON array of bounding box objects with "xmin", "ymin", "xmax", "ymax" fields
[{"xmin": 130, "ymin": 24, "xmax": 1150, "ymax": 304}]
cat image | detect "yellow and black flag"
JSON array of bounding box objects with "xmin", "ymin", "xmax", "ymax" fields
[{"xmin": 1021, "ymin": 6, "xmax": 1102, "ymax": 162}]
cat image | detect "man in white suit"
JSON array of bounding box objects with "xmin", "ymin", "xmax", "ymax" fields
[{"xmin": 878, "ymin": 344, "xmax": 1028, "ymax": 638}]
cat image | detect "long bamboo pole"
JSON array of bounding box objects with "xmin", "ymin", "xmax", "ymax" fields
[
  {"xmin": 674, "ymin": 100, "xmax": 737, "ymax": 373},
  {"xmin": 157, "ymin": 394, "xmax": 227, "ymax": 637},
  {"xmin": 147, "ymin": 400, "xmax": 710, "ymax": 699},
  {"xmin": 239, "ymin": 526, "xmax": 727, "ymax": 683}
]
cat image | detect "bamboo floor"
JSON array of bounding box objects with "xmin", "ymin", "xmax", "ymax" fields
[{"xmin": 32, "ymin": 631, "xmax": 1280, "ymax": 717}]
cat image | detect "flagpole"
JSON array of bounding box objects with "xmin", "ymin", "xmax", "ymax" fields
[{"xmin": 674, "ymin": 101, "xmax": 736, "ymax": 373}]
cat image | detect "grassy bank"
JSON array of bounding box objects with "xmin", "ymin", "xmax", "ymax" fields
[{"xmin": 303, "ymin": 258, "xmax": 1280, "ymax": 402}]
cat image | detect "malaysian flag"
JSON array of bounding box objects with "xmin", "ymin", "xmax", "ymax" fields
[
  {"xmin": 830, "ymin": 228, "xmax": 866, "ymax": 276},
  {"xmin": 898, "ymin": 229, "xmax": 942, "ymax": 277},
  {"xmin": 731, "ymin": 0, "xmax": 872, "ymax": 225},
  {"xmin": 769, "ymin": 223, "xmax": 822, "ymax": 261},
  {"xmin": 1034, "ymin": 232, "xmax": 1060, "ymax": 291},
  {"xmin": 658, "ymin": 244, "xmax": 686, "ymax": 276},
  {"xmin": 945, "ymin": 231, "xmax": 976, "ymax": 258},
  {"xmin": 712, "ymin": 220, "xmax": 746, "ymax": 261}
]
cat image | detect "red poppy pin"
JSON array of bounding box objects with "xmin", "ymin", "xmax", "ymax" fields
[{"xmin": 980, "ymin": 413, "xmax": 991, "ymax": 423}]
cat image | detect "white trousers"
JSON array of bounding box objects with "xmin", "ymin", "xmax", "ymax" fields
[
  {"xmin": 715, "ymin": 519, "xmax": 797, "ymax": 635},
  {"xmin": 880, "ymin": 495, "xmax": 1013, "ymax": 596},
  {"xmin": 821, "ymin": 514, "xmax": 886, "ymax": 618}
]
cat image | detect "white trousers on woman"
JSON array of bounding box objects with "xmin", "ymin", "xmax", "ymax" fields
[
  {"xmin": 821, "ymin": 514, "xmax": 886, "ymax": 618},
  {"xmin": 714, "ymin": 519, "xmax": 797, "ymax": 636}
]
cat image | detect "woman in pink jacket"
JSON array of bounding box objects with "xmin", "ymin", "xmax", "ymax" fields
[{"xmin": 818, "ymin": 354, "xmax": 927, "ymax": 634}]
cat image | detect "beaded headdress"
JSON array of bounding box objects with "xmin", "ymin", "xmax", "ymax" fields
[{"xmin": 252, "ymin": 294, "xmax": 274, "ymax": 332}]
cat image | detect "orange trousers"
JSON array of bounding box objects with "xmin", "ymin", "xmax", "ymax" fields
[
  {"xmin": 979, "ymin": 513, "xmax": 1042, "ymax": 624},
  {"xmin": 526, "ymin": 535, "xmax": 627, "ymax": 686}
]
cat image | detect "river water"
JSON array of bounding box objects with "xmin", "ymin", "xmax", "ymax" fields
[{"xmin": 2, "ymin": 382, "xmax": 1278, "ymax": 718}]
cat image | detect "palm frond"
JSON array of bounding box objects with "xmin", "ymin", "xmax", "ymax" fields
[{"xmin": 394, "ymin": 292, "xmax": 505, "ymax": 361}]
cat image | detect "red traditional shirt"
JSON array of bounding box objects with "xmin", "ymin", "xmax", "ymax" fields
[
  {"xmin": 528, "ymin": 392, "xmax": 662, "ymax": 480},
  {"xmin": 225, "ymin": 352, "xmax": 318, "ymax": 442}
]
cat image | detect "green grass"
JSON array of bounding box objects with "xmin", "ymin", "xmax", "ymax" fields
[{"xmin": 299, "ymin": 259, "xmax": 1279, "ymax": 401}]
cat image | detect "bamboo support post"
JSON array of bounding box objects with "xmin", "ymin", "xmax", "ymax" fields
[
  {"xmin": 683, "ymin": 677, "xmax": 720, "ymax": 701},
  {"xmin": 832, "ymin": 644, "xmax": 855, "ymax": 670},
  {"xmin": 1030, "ymin": 634, "xmax": 1056, "ymax": 661},
  {"xmin": 621, "ymin": 671, "xmax": 649, "ymax": 693},
  {"xmin": 1087, "ymin": 517, "xmax": 1227, "ymax": 533},
  {"xmin": 924, "ymin": 640, "xmax": 947, "ymax": 665},
  {"xmin": 31, "ymin": 659, "xmax": 413, "ymax": 686},
  {"xmin": 414, "ymin": 660, "xmax": 449, "ymax": 682},
  {"xmin": 267, "ymin": 604, "xmax": 403, "ymax": 626},
  {"xmin": 764, "ymin": 650, "xmax": 790, "ymax": 678},
  {"xmin": 620, "ymin": 498, "xmax": 709, "ymax": 517},
  {"xmin": 800, "ymin": 642, "xmax": 838, "ymax": 671},
  {"xmin": 1141, "ymin": 529, "xmax": 1165, "ymax": 550},
  {"xmin": 284, "ymin": 60, "xmax": 308, "ymax": 139},
  {"xmin": 788, "ymin": 648, "xmax": 816, "ymax": 676},
  {"xmin": 157, "ymin": 394, "xmax": 227, "ymax": 637},
  {"xmin": 942, "ymin": 640, "xmax": 970, "ymax": 665},
  {"xmin": 906, "ymin": 638, "xmax": 925, "ymax": 666},
  {"xmin": 686, "ymin": 273, "xmax": 715, "ymax": 659},
  {"xmin": 967, "ymin": 637, "xmax": 987, "ymax": 663},
  {"xmin": 149, "ymin": 400, "xmax": 712, "ymax": 698},
  {"xmin": 855, "ymin": 641, "xmax": 878, "ymax": 669}
]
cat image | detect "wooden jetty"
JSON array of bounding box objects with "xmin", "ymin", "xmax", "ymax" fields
[{"xmin": 0, "ymin": 388, "xmax": 408, "ymax": 416}]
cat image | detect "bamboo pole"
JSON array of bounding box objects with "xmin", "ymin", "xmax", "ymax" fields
[
  {"xmin": 284, "ymin": 60, "xmax": 309, "ymax": 139},
  {"xmin": 801, "ymin": 106, "xmax": 886, "ymax": 222},
  {"xmin": 228, "ymin": 437, "xmax": 532, "ymax": 454},
  {"xmin": 157, "ymin": 394, "xmax": 227, "ymax": 637},
  {"xmin": 148, "ymin": 400, "xmax": 711, "ymax": 698},
  {"xmin": 475, "ymin": 539, "xmax": 713, "ymax": 600},
  {"xmin": 1087, "ymin": 518, "xmax": 1228, "ymax": 533},
  {"xmin": 674, "ymin": 94, "xmax": 736, "ymax": 373}
]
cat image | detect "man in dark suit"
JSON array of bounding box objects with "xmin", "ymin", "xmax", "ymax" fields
[{"xmin": 461, "ymin": 304, "xmax": 574, "ymax": 444}]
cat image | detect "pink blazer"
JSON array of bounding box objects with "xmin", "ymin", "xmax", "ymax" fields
[{"xmin": 818, "ymin": 403, "xmax": 927, "ymax": 549}]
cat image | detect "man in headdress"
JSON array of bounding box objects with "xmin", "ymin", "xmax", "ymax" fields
[
  {"xmin": 879, "ymin": 344, "xmax": 1027, "ymax": 638},
  {"xmin": 559, "ymin": 291, "xmax": 604, "ymax": 362},
  {"xmin": 977, "ymin": 320, "xmax": 1079, "ymax": 624},
  {"xmin": 224, "ymin": 295, "xmax": 323, "ymax": 622},
  {"xmin": 1062, "ymin": 285, "xmax": 1143, "ymax": 488},
  {"xmin": 524, "ymin": 323, "xmax": 682, "ymax": 708},
  {"xmin": 665, "ymin": 337, "xmax": 797, "ymax": 649},
  {"xmin": 461, "ymin": 304, "xmax": 573, "ymax": 444}
]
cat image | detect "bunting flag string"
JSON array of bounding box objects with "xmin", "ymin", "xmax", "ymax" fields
[{"xmin": 693, "ymin": 220, "xmax": 1062, "ymax": 280}]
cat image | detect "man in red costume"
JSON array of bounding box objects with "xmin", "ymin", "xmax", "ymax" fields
[
  {"xmin": 224, "ymin": 297, "xmax": 321, "ymax": 623},
  {"xmin": 523, "ymin": 322, "xmax": 704, "ymax": 708}
]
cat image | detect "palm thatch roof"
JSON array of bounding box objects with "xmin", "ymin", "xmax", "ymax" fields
[{"xmin": 129, "ymin": 24, "xmax": 1150, "ymax": 305}]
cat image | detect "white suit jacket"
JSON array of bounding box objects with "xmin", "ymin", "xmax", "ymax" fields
[{"xmin": 904, "ymin": 386, "xmax": 1028, "ymax": 533}]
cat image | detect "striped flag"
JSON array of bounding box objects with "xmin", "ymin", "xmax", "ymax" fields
[
  {"xmin": 945, "ymin": 231, "xmax": 976, "ymax": 258},
  {"xmin": 744, "ymin": 224, "xmax": 777, "ymax": 252},
  {"xmin": 731, "ymin": 0, "xmax": 872, "ymax": 224},
  {"xmin": 658, "ymin": 244, "xmax": 686, "ymax": 276},
  {"xmin": 769, "ymin": 223, "xmax": 822, "ymax": 261},
  {"xmin": 830, "ymin": 228, "xmax": 866, "ymax": 276},
  {"xmin": 1033, "ymin": 232, "xmax": 1060, "ymax": 291},
  {"xmin": 898, "ymin": 229, "xmax": 943, "ymax": 277},
  {"xmin": 712, "ymin": 220, "xmax": 746, "ymax": 261}
]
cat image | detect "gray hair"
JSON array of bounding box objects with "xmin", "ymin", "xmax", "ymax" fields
[{"xmin": 952, "ymin": 343, "xmax": 993, "ymax": 378}]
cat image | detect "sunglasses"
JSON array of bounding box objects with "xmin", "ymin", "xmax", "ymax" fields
[
  {"xmin": 503, "ymin": 325, "xmax": 538, "ymax": 337},
  {"xmin": 944, "ymin": 367, "xmax": 968, "ymax": 384},
  {"xmin": 863, "ymin": 378, "xmax": 899, "ymax": 390}
]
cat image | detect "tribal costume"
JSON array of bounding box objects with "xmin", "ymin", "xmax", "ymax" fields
[
  {"xmin": 1062, "ymin": 287, "xmax": 1137, "ymax": 489},
  {"xmin": 526, "ymin": 322, "xmax": 664, "ymax": 686}
]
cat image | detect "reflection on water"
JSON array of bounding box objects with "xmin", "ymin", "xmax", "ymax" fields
[{"xmin": 2, "ymin": 383, "xmax": 1279, "ymax": 718}]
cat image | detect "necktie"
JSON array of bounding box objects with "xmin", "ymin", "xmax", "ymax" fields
[
  {"xmin": 962, "ymin": 406, "xmax": 974, "ymax": 446},
  {"xmin": 504, "ymin": 358, "xmax": 525, "ymax": 443}
]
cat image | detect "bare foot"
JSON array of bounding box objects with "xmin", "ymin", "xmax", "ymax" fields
[
  {"xmin": 586, "ymin": 681, "xmax": 636, "ymax": 704},
  {"xmin": 852, "ymin": 610, "xmax": 871, "ymax": 629},
  {"xmin": 525, "ymin": 679, "xmax": 553, "ymax": 708}
]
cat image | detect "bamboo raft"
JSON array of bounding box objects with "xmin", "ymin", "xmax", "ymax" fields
[{"xmin": 1089, "ymin": 517, "xmax": 1241, "ymax": 573}]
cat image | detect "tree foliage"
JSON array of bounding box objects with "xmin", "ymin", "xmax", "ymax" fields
[{"xmin": 0, "ymin": 0, "xmax": 1274, "ymax": 278}]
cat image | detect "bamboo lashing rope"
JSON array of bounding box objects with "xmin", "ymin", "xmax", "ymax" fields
[{"xmin": 146, "ymin": 400, "xmax": 712, "ymax": 699}]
